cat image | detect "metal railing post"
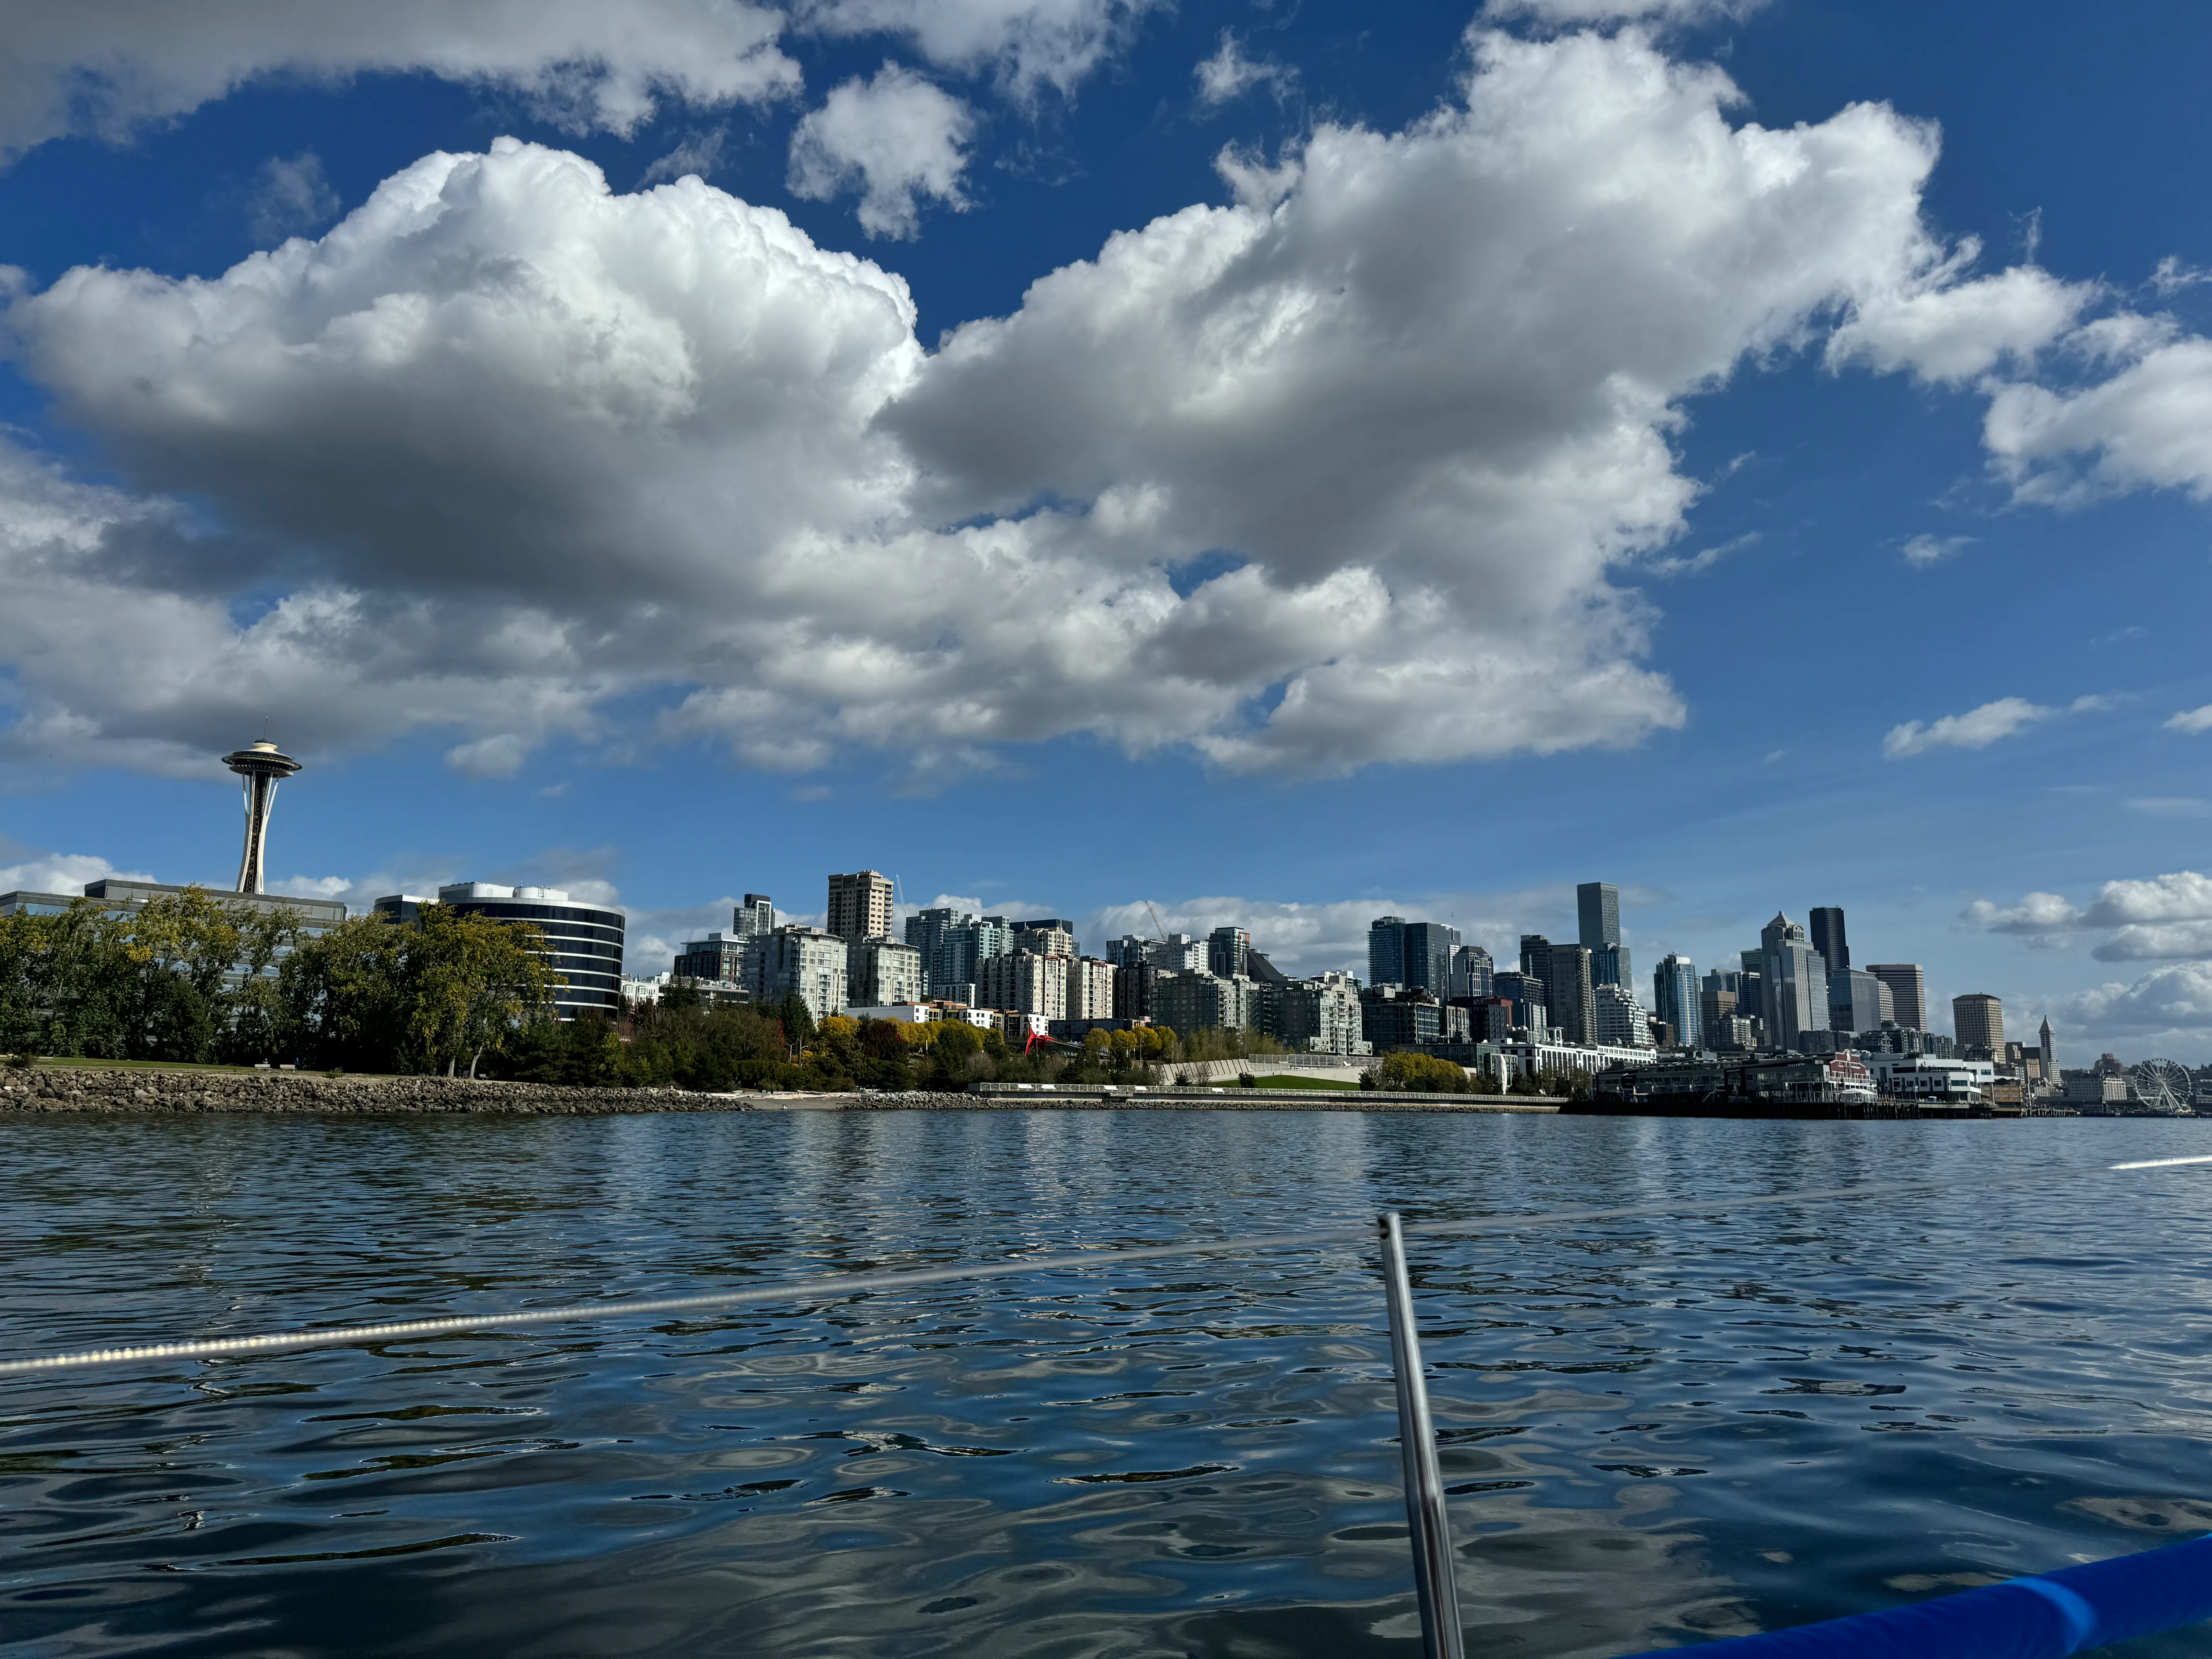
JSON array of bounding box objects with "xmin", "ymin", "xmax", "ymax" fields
[{"xmin": 1380, "ymin": 1210, "xmax": 1468, "ymax": 1659}]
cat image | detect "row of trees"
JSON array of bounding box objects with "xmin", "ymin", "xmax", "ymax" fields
[{"xmin": 0, "ymin": 893, "xmax": 552, "ymax": 1074}]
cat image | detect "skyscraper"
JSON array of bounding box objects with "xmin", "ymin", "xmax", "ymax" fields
[
  {"xmin": 1207, "ymin": 925, "xmax": 1250, "ymax": 978},
  {"xmin": 1760, "ymin": 914, "xmax": 1829, "ymax": 1052},
  {"xmin": 1368, "ymin": 916, "xmax": 1407, "ymax": 987},
  {"xmin": 1577, "ymin": 881, "xmax": 1628, "ymax": 988},
  {"xmin": 1829, "ymin": 967, "xmax": 1884, "ymax": 1035},
  {"xmin": 1546, "ymin": 942, "xmax": 1594, "ymax": 1045},
  {"xmin": 1400, "ymin": 921, "xmax": 1460, "ymax": 993},
  {"xmin": 1867, "ymin": 964, "xmax": 1928, "ymax": 1030},
  {"xmin": 733, "ymin": 894, "xmax": 776, "ymax": 938},
  {"xmin": 1448, "ymin": 944, "xmax": 1494, "ymax": 1000},
  {"xmin": 2040, "ymin": 1017, "xmax": 2056, "ymax": 1076},
  {"xmin": 1519, "ymin": 933, "xmax": 1551, "ymax": 989},
  {"xmin": 1808, "ymin": 907, "xmax": 1850, "ymax": 976},
  {"xmin": 826, "ymin": 871, "xmax": 894, "ymax": 942},
  {"xmin": 1953, "ymin": 993, "xmax": 2005, "ymax": 1058},
  {"xmin": 1652, "ymin": 953, "xmax": 1701, "ymax": 1049}
]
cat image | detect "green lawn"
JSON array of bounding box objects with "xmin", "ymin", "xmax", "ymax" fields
[{"xmin": 1245, "ymin": 1072, "xmax": 1360, "ymax": 1090}]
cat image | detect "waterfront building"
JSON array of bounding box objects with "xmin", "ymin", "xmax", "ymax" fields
[
  {"xmin": 620, "ymin": 973, "xmax": 666, "ymax": 1005},
  {"xmin": 745, "ymin": 926, "xmax": 849, "ymax": 1023},
  {"xmin": 1275, "ymin": 971, "xmax": 1369, "ymax": 1054},
  {"xmin": 826, "ymin": 871, "xmax": 895, "ymax": 943},
  {"xmin": 1070, "ymin": 957, "xmax": 1116, "ymax": 1020},
  {"xmin": 1448, "ymin": 944, "xmax": 1494, "ymax": 1000},
  {"xmin": 1152, "ymin": 970, "xmax": 1256, "ymax": 1035},
  {"xmin": 1867, "ymin": 963, "xmax": 1927, "ymax": 1031},
  {"xmin": 1577, "ymin": 881, "xmax": 1629, "ymax": 989},
  {"xmin": 0, "ymin": 875, "xmax": 346, "ymax": 933},
  {"xmin": 1589, "ymin": 981, "xmax": 1652, "ymax": 1048},
  {"xmin": 403, "ymin": 883, "xmax": 626, "ymax": 1018},
  {"xmin": 673, "ymin": 932, "xmax": 749, "ymax": 984},
  {"xmin": 1545, "ymin": 942, "xmax": 1594, "ymax": 1045},
  {"xmin": 1759, "ymin": 914, "xmax": 1829, "ymax": 1052},
  {"xmin": 1865, "ymin": 1053, "xmax": 1996, "ymax": 1105},
  {"xmin": 1829, "ymin": 967, "xmax": 1885, "ymax": 1035},
  {"xmin": 1708, "ymin": 1013, "xmax": 1759, "ymax": 1052},
  {"xmin": 222, "ymin": 737, "xmax": 304, "ymax": 896},
  {"xmin": 1368, "ymin": 916, "xmax": 1407, "ymax": 987},
  {"xmin": 848, "ymin": 935, "xmax": 924, "ymax": 1006},
  {"xmin": 1207, "ymin": 926, "xmax": 1250, "ymax": 979},
  {"xmin": 1808, "ymin": 907, "xmax": 1850, "ymax": 975},
  {"xmin": 1112, "ymin": 961, "xmax": 1160, "ymax": 1020},
  {"xmin": 1397, "ymin": 921, "xmax": 1459, "ymax": 993},
  {"xmin": 1360, "ymin": 985, "xmax": 1441, "ymax": 1051},
  {"xmin": 733, "ymin": 894, "xmax": 776, "ymax": 938},
  {"xmin": 1498, "ymin": 1038, "xmax": 1662, "ymax": 1082},
  {"xmin": 1652, "ymin": 953, "xmax": 1701, "ymax": 1049},
  {"xmin": 976, "ymin": 950, "xmax": 1069, "ymax": 1022},
  {"xmin": 1014, "ymin": 918, "xmax": 1078, "ymax": 958}
]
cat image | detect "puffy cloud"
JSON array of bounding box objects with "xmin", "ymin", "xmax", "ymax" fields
[
  {"xmin": 1827, "ymin": 259, "xmax": 2094, "ymax": 386},
  {"xmin": 2058, "ymin": 963, "xmax": 2212, "ymax": 1049},
  {"xmin": 2080, "ymin": 871, "xmax": 2212, "ymax": 928},
  {"xmin": 1900, "ymin": 532, "xmax": 1973, "ymax": 567},
  {"xmin": 788, "ymin": 64, "xmax": 976, "ymax": 239},
  {"xmin": 0, "ymin": 0, "xmax": 798, "ymax": 162},
  {"xmin": 1983, "ymin": 331, "xmax": 2212, "ymax": 505},
  {"xmin": 1194, "ymin": 34, "xmax": 1297, "ymax": 107},
  {"xmin": 0, "ymin": 28, "xmax": 2071, "ymax": 782},
  {"xmin": 0, "ymin": 848, "xmax": 152, "ymax": 896},
  {"xmin": 1884, "ymin": 696, "xmax": 2056, "ymax": 757},
  {"xmin": 792, "ymin": 0, "xmax": 1164, "ymax": 100},
  {"xmin": 2167, "ymin": 705, "xmax": 2212, "ymax": 735},
  {"xmin": 1962, "ymin": 891, "xmax": 2081, "ymax": 936}
]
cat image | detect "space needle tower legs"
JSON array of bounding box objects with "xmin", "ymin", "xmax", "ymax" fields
[{"xmin": 222, "ymin": 739, "xmax": 303, "ymax": 896}]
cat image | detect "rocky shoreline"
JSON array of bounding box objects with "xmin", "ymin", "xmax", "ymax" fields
[{"xmin": 0, "ymin": 1068, "xmax": 1557, "ymax": 1115}]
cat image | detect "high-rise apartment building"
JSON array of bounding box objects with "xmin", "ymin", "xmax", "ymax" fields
[
  {"xmin": 1368, "ymin": 916, "xmax": 1407, "ymax": 987},
  {"xmin": 1275, "ymin": 972, "xmax": 1367, "ymax": 1054},
  {"xmin": 1153, "ymin": 971, "xmax": 1257, "ymax": 1036},
  {"xmin": 1577, "ymin": 882, "xmax": 1629, "ymax": 988},
  {"xmin": 746, "ymin": 927, "xmax": 848, "ymax": 1023},
  {"xmin": 1013, "ymin": 918, "xmax": 1077, "ymax": 957},
  {"xmin": 905, "ymin": 907, "xmax": 1012, "ymax": 997},
  {"xmin": 1590, "ymin": 982, "xmax": 1652, "ymax": 1048},
  {"xmin": 1208, "ymin": 925, "xmax": 1250, "ymax": 979},
  {"xmin": 826, "ymin": 871, "xmax": 894, "ymax": 943},
  {"xmin": 1492, "ymin": 971, "xmax": 1547, "ymax": 1035},
  {"xmin": 1545, "ymin": 942, "xmax": 1594, "ymax": 1045},
  {"xmin": 1069, "ymin": 957, "xmax": 1116, "ymax": 1020},
  {"xmin": 976, "ymin": 951, "xmax": 1068, "ymax": 1022},
  {"xmin": 1448, "ymin": 944, "xmax": 1494, "ymax": 1000},
  {"xmin": 1760, "ymin": 914, "xmax": 1829, "ymax": 1052},
  {"xmin": 1867, "ymin": 964, "xmax": 1928, "ymax": 1031},
  {"xmin": 673, "ymin": 933, "xmax": 748, "ymax": 984},
  {"xmin": 733, "ymin": 893, "xmax": 776, "ymax": 938},
  {"xmin": 1953, "ymin": 993, "xmax": 2005, "ymax": 1058},
  {"xmin": 1808, "ymin": 907, "xmax": 1850, "ymax": 975},
  {"xmin": 1401, "ymin": 921, "xmax": 1460, "ymax": 993},
  {"xmin": 847, "ymin": 936, "xmax": 924, "ymax": 1006},
  {"xmin": 1652, "ymin": 953, "xmax": 1701, "ymax": 1049}
]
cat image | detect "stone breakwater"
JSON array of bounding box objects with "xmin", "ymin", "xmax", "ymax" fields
[{"xmin": 0, "ymin": 1069, "xmax": 1563, "ymax": 1115}]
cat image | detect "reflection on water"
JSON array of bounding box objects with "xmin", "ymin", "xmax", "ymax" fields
[{"xmin": 5, "ymin": 1112, "xmax": 2212, "ymax": 1656}]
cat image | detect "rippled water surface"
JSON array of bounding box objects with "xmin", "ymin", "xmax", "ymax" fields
[{"xmin": 6, "ymin": 1110, "xmax": 2212, "ymax": 1657}]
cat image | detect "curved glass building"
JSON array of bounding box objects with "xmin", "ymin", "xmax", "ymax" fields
[{"xmin": 374, "ymin": 884, "xmax": 626, "ymax": 1018}]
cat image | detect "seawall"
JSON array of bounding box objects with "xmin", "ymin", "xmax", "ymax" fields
[{"xmin": 0, "ymin": 1068, "xmax": 1562, "ymax": 1115}]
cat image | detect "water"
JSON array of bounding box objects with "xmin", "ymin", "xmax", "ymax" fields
[{"xmin": 4, "ymin": 1111, "xmax": 2212, "ymax": 1658}]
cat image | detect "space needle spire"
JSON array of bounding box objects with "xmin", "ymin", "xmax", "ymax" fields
[{"xmin": 222, "ymin": 738, "xmax": 303, "ymax": 895}]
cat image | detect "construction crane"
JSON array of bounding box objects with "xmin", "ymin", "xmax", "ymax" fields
[{"xmin": 1144, "ymin": 900, "xmax": 1170, "ymax": 946}]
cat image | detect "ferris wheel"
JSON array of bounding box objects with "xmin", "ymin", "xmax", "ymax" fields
[{"xmin": 2129, "ymin": 1058, "xmax": 2194, "ymax": 1115}]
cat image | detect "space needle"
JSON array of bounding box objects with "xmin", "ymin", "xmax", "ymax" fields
[{"xmin": 223, "ymin": 738, "xmax": 303, "ymax": 895}]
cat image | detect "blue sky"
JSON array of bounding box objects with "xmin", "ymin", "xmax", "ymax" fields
[{"xmin": 2, "ymin": 0, "xmax": 2211, "ymax": 1058}]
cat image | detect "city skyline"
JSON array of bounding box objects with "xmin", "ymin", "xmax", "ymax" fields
[{"xmin": 1, "ymin": 2, "xmax": 2210, "ymax": 1060}]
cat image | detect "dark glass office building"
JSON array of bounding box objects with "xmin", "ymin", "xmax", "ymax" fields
[{"xmin": 374, "ymin": 883, "xmax": 625, "ymax": 1017}]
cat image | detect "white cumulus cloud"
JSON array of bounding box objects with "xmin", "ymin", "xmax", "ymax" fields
[
  {"xmin": 2167, "ymin": 705, "xmax": 2212, "ymax": 735},
  {"xmin": 0, "ymin": 0, "xmax": 799, "ymax": 162},
  {"xmin": 1884, "ymin": 696, "xmax": 2057, "ymax": 757},
  {"xmin": 1194, "ymin": 33, "xmax": 1297, "ymax": 107},
  {"xmin": 788, "ymin": 64, "xmax": 977, "ymax": 239},
  {"xmin": 1984, "ymin": 332, "xmax": 2212, "ymax": 505},
  {"xmin": 792, "ymin": 0, "xmax": 1164, "ymax": 101},
  {"xmin": 0, "ymin": 28, "xmax": 2098, "ymax": 785},
  {"xmin": 0, "ymin": 849, "xmax": 153, "ymax": 896}
]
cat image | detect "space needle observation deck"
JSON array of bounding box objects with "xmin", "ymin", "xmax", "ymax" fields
[{"xmin": 223, "ymin": 738, "xmax": 303, "ymax": 895}]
